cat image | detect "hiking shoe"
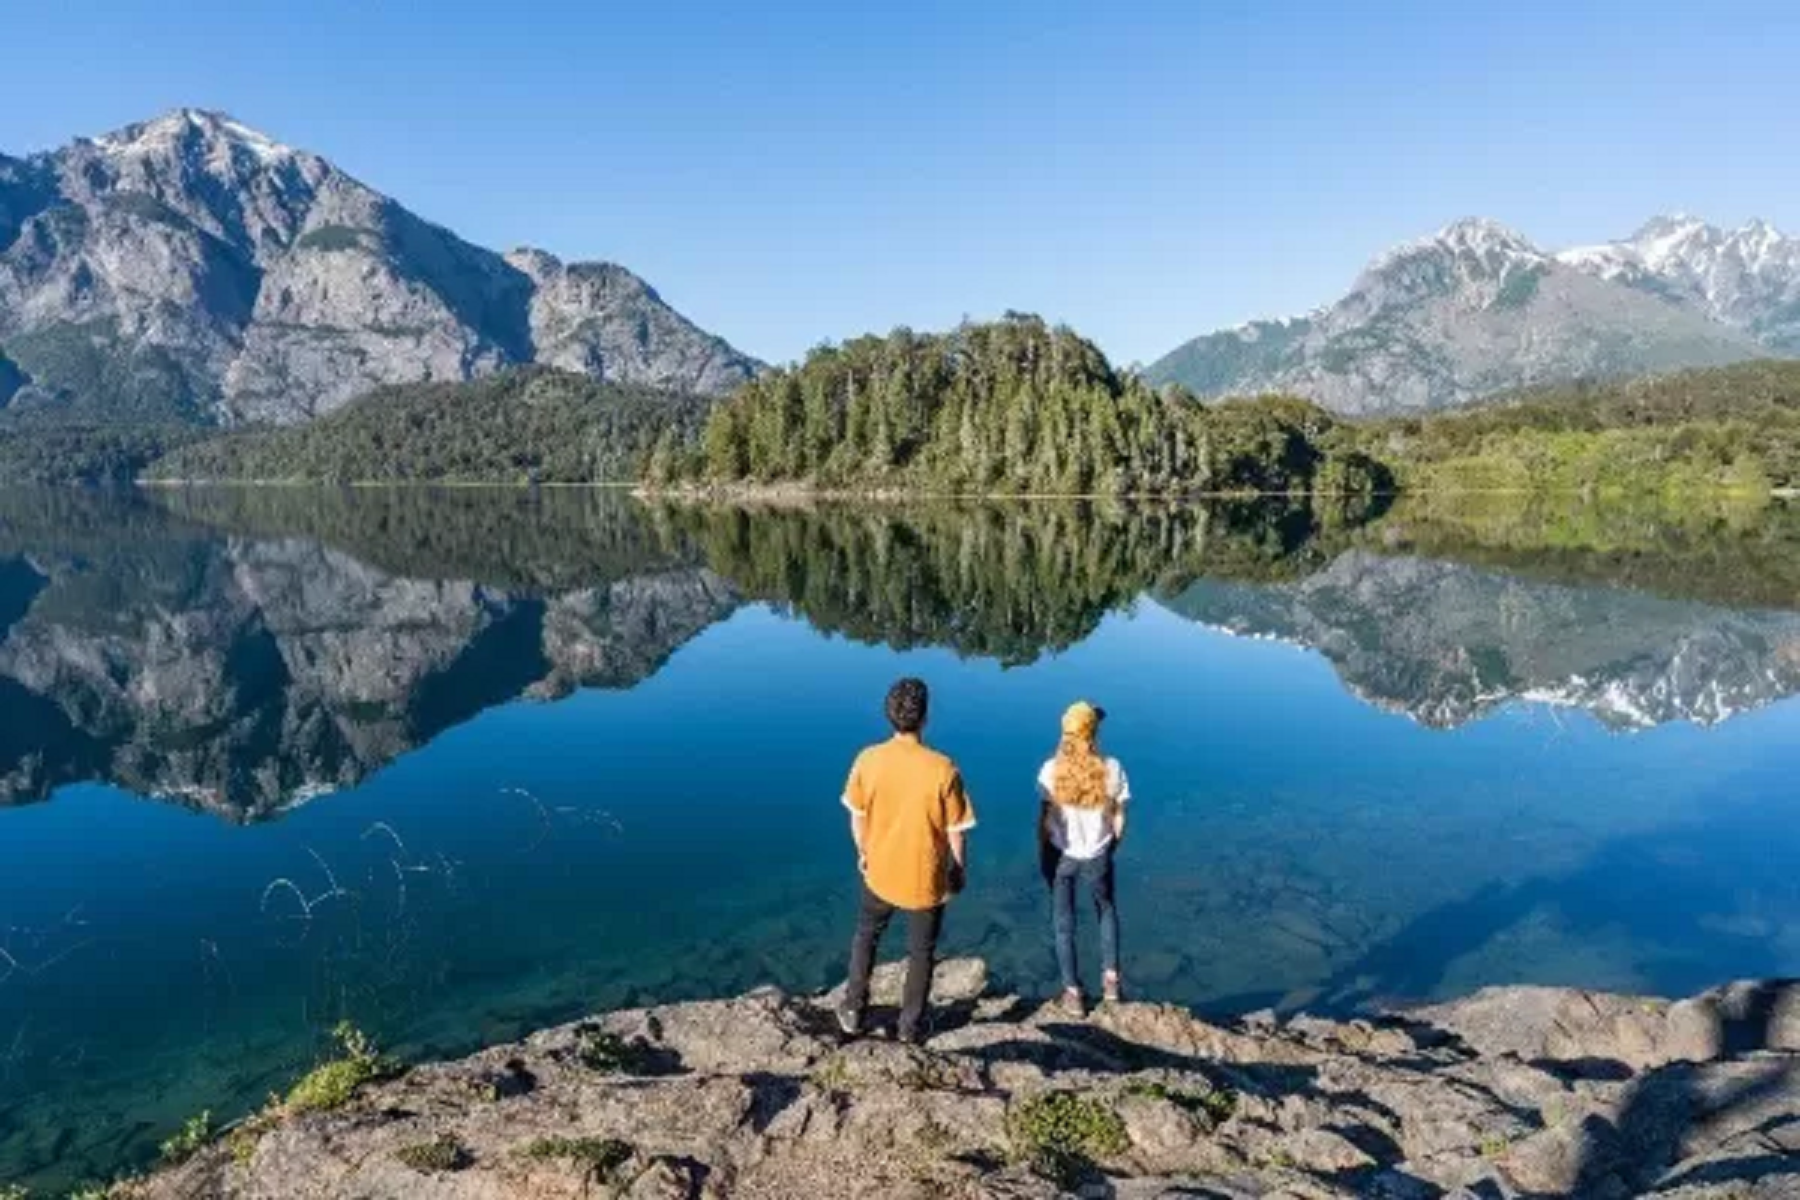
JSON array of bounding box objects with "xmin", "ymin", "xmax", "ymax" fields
[
  {"xmin": 835, "ymin": 1005, "xmax": 863, "ymax": 1038},
  {"xmin": 896, "ymin": 1012, "xmax": 935, "ymax": 1046}
]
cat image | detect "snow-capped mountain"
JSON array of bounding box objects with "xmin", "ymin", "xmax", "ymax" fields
[
  {"xmin": 0, "ymin": 109, "xmax": 761, "ymax": 424},
  {"xmin": 1146, "ymin": 216, "xmax": 1783, "ymax": 415},
  {"xmin": 1159, "ymin": 549, "xmax": 1800, "ymax": 731},
  {"xmin": 1558, "ymin": 216, "xmax": 1800, "ymax": 353}
]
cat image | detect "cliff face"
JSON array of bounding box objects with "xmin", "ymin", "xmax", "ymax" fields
[
  {"xmin": 0, "ymin": 110, "xmax": 761, "ymax": 425},
  {"xmin": 132, "ymin": 959, "xmax": 1800, "ymax": 1198}
]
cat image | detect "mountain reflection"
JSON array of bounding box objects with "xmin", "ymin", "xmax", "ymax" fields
[{"xmin": 1, "ymin": 487, "xmax": 1797, "ymax": 816}]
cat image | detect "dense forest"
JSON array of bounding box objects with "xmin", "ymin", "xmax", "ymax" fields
[
  {"xmin": 7, "ymin": 321, "xmax": 1800, "ymax": 497},
  {"xmin": 146, "ymin": 369, "xmax": 711, "ymax": 484},
  {"xmin": 1361, "ymin": 360, "xmax": 1800, "ymax": 494},
  {"xmin": 674, "ymin": 314, "xmax": 1392, "ymax": 498},
  {"xmin": 0, "ymin": 412, "xmax": 207, "ymax": 484}
]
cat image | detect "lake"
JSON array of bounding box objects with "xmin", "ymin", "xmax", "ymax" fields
[{"xmin": 4, "ymin": 486, "xmax": 1800, "ymax": 1191}]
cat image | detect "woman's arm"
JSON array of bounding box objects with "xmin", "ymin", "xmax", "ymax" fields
[{"xmin": 1110, "ymin": 760, "xmax": 1130, "ymax": 844}]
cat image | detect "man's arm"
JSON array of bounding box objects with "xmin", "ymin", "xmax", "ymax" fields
[
  {"xmin": 851, "ymin": 810, "xmax": 869, "ymax": 873},
  {"xmin": 944, "ymin": 769, "xmax": 976, "ymax": 891},
  {"xmin": 843, "ymin": 757, "xmax": 871, "ymax": 874}
]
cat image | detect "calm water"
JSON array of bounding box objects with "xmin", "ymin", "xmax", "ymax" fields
[{"xmin": 4, "ymin": 487, "xmax": 1800, "ymax": 1189}]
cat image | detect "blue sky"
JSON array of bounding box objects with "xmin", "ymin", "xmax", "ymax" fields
[{"xmin": 4, "ymin": 1, "xmax": 1798, "ymax": 366}]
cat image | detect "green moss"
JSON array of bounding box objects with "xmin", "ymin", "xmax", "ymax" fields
[
  {"xmin": 285, "ymin": 1022, "xmax": 399, "ymax": 1113},
  {"xmin": 1123, "ymin": 1080, "xmax": 1237, "ymax": 1127},
  {"xmin": 575, "ymin": 1027, "xmax": 664, "ymax": 1074},
  {"xmin": 1007, "ymin": 1091, "xmax": 1129, "ymax": 1186},
  {"xmin": 395, "ymin": 1134, "xmax": 470, "ymax": 1173},
  {"xmin": 518, "ymin": 1136, "xmax": 633, "ymax": 1180},
  {"xmin": 158, "ymin": 1110, "xmax": 212, "ymax": 1165},
  {"xmin": 811, "ymin": 1053, "xmax": 852, "ymax": 1092}
]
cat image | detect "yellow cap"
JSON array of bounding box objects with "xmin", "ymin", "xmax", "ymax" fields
[{"xmin": 1060, "ymin": 701, "xmax": 1104, "ymax": 738}]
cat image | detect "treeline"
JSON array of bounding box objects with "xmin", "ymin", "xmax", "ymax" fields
[
  {"xmin": 147, "ymin": 369, "xmax": 711, "ymax": 484},
  {"xmin": 0, "ymin": 415, "xmax": 206, "ymax": 484},
  {"xmin": 1362, "ymin": 360, "xmax": 1800, "ymax": 494},
  {"xmin": 672, "ymin": 314, "xmax": 1392, "ymax": 498}
]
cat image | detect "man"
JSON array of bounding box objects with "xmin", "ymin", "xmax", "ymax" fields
[{"xmin": 837, "ymin": 677, "xmax": 976, "ymax": 1043}]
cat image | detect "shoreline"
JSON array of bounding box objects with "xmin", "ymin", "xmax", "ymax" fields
[
  {"xmin": 122, "ymin": 960, "xmax": 1800, "ymax": 1199},
  {"xmin": 114, "ymin": 476, "xmax": 1798, "ymax": 505}
]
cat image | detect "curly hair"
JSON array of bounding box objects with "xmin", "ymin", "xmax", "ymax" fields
[
  {"xmin": 1052, "ymin": 730, "xmax": 1111, "ymax": 811},
  {"xmin": 885, "ymin": 677, "xmax": 929, "ymax": 734}
]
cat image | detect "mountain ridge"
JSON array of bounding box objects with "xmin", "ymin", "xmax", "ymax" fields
[
  {"xmin": 1147, "ymin": 214, "xmax": 1797, "ymax": 415},
  {"xmin": 0, "ymin": 108, "xmax": 762, "ymax": 425}
]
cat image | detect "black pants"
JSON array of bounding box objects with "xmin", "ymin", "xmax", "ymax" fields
[{"xmin": 843, "ymin": 885, "xmax": 944, "ymax": 1038}]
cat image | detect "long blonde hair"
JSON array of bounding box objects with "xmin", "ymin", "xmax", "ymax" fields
[{"xmin": 1051, "ymin": 730, "xmax": 1110, "ymax": 811}]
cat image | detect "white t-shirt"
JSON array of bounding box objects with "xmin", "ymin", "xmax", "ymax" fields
[{"xmin": 1037, "ymin": 757, "xmax": 1130, "ymax": 860}]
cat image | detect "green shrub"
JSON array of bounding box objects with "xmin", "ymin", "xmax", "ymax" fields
[
  {"xmin": 1007, "ymin": 1091, "xmax": 1129, "ymax": 1186},
  {"xmin": 575, "ymin": 1028, "xmax": 665, "ymax": 1074},
  {"xmin": 286, "ymin": 1022, "xmax": 399, "ymax": 1113},
  {"xmin": 518, "ymin": 1136, "xmax": 633, "ymax": 1180},
  {"xmin": 159, "ymin": 1110, "xmax": 213, "ymax": 1164},
  {"xmin": 395, "ymin": 1134, "xmax": 470, "ymax": 1173},
  {"xmin": 1124, "ymin": 1080, "xmax": 1237, "ymax": 1127}
]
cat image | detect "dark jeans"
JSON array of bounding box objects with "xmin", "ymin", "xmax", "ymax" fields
[
  {"xmin": 1048, "ymin": 847, "xmax": 1119, "ymax": 992},
  {"xmin": 843, "ymin": 885, "xmax": 945, "ymax": 1038}
]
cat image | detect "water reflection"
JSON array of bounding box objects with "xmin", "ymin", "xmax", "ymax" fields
[
  {"xmin": 3, "ymin": 488, "xmax": 1799, "ymax": 815},
  {"xmin": 5, "ymin": 487, "xmax": 1800, "ymax": 1191}
]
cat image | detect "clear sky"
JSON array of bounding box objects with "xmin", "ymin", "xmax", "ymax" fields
[{"xmin": 4, "ymin": 1, "xmax": 1798, "ymax": 366}]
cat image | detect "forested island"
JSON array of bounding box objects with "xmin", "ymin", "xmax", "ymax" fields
[{"xmin": 5, "ymin": 315, "xmax": 1800, "ymax": 496}]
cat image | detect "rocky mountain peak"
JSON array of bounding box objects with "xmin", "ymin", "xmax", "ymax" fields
[
  {"xmin": 1372, "ymin": 217, "xmax": 1547, "ymax": 274},
  {"xmin": 84, "ymin": 108, "xmax": 298, "ymax": 165},
  {"xmin": 1147, "ymin": 211, "xmax": 1785, "ymax": 414},
  {"xmin": 0, "ymin": 110, "xmax": 762, "ymax": 423},
  {"xmin": 1559, "ymin": 214, "xmax": 1800, "ymax": 351}
]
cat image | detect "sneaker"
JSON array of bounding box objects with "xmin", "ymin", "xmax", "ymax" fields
[
  {"xmin": 1059, "ymin": 987, "xmax": 1086, "ymax": 1018},
  {"xmin": 835, "ymin": 1005, "xmax": 863, "ymax": 1038},
  {"xmin": 1102, "ymin": 973, "xmax": 1123, "ymax": 1005},
  {"xmin": 896, "ymin": 1011, "xmax": 935, "ymax": 1046}
]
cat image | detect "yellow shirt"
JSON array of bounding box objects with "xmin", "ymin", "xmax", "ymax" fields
[{"xmin": 842, "ymin": 734, "xmax": 977, "ymax": 910}]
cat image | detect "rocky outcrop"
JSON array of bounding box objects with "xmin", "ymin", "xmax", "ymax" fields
[
  {"xmin": 0, "ymin": 109, "xmax": 761, "ymax": 425},
  {"xmin": 131, "ymin": 960, "xmax": 1800, "ymax": 1198}
]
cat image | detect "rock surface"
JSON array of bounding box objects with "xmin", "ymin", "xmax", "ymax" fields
[
  {"xmin": 0, "ymin": 109, "xmax": 761, "ymax": 424},
  {"xmin": 128, "ymin": 960, "xmax": 1800, "ymax": 1198},
  {"xmin": 1145, "ymin": 216, "xmax": 1787, "ymax": 414}
]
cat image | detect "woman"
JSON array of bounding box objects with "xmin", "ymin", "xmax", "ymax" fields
[{"xmin": 1037, "ymin": 700, "xmax": 1129, "ymax": 1013}]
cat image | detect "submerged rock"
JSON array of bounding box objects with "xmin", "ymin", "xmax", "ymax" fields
[{"xmin": 128, "ymin": 962, "xmax": 1800, "ymax": 1198}]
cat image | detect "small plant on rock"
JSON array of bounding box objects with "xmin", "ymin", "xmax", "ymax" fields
[
  {"xmin": 519, "ymin": 1136, "xmax": 634, "ymax": 1182},
  {"xmin": 286, "ymin": 1021, "xmax": 399, "ymax": 1114},
  {"xmin": 159, "ymin": 1110, "xmax": 213, "ymax": 1165},
  {"xmin": 575, "ymin": 1027, "xmax": 664, "ymax": 1074},
  {"xmin": 1123, "ymin": 1080, "xmax": 1237, "ymax": 1128},
  {"xmin": 811, "ymin": 1053, "xmax": 852, "ymax": 1093},
  {"xmin": 1007, "ymin": 1091, "xmax": 1129, "ymax": 1187},
  {"xmin": 395, "ymin": 1134, "xmax": 470, "ymax": 1173}
]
